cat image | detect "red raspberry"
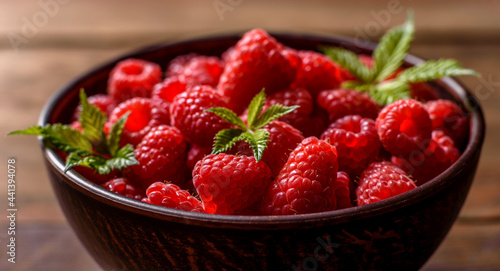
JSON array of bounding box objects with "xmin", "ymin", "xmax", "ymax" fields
[
  {"xmin": 356, "ymin": 161, "xmax": 416, "ymax": 206},
  {"xmin": 334, "ymin": 171, "xmax": 353, "ymax": 209},
  {"xmin": 425, "ymin": 99, "xmax": 469, "ymax": 148},
  {"xmin": 166, "ymin": 53, "xmax": 199, "ymax": 78},
  {"xmin": 218, "ymin": 29, "xmax": 297, "ymax": 113},
  {"xmin": 108, "ymin": 97, "xmax": 170, "ymax": 146},
  {"xmin": 142, "ymin": 182, "xmax": 204, "ymax": 213},
  {"xmin": 107, "ymin": 58, "xmax": 162, "ymax": 103},
  {"xmin": 102, "ymin": 177, "xmax": 144, "ymax": 201},
  {"xmin": 376, "ymin": 99, "xmax": 432, "ymax": 156},
  {"xmin": 151, "ymin": 77, "xmax": 187, "ymax": 104},
  {"xmin": 170, "ymin": 85, "xmax": 231, "ymax": 148},
  {"xmin": 391, "ymin": 130, "xmax": 460, "ymax": 184},
  {"xmin": 262, "ymin": 137, "xmax": 339, "ymax": 215},
  {"xmin": 410, "ymin": 82, "xmax": 440, "ymax": 102},
  {"xmin": 293, "ymin": 50, "xmax": 354, "ymax": 97},
  {"xmin": 193, "ymin": 153, "xmax": 272, "ymax": 215},
  {"xmin": 186, "ymin": 144, "xmax": 211, "ymax": 170},
  {"xmin": 72, "ymin": 94, "xmax": 116, "ymax": 122},
  {"xmin": 181, "ymin": 56, "xmax": 224, "ymax": 87},
  {"xmin": 317, "ymin": 89, "xmax": 379, "ymax": 123},
  {"xmin": 265, "ymin": 88, "xmax": 313, "ymax": 126},
  {"xmin": 133, "ymin": 125, "xmax": 187, "ymax": 188},
  {"xmin": 320, "ymin": 115, "xmax": 381, "ymax": 176}
]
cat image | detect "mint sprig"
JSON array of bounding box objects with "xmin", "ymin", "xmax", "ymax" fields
[
  {"xmin": 207, "ymin": 89, "xmax": 298, "ymax": 161},
  {"xmin": 322, "ymin": 11, "xmax": 479, "ymax": 105},
  {"xmin": 9, "ymin": 89, "xmax": 138, "ymax": 174}
]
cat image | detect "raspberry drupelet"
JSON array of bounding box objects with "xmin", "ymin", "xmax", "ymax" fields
[
  {"xmin": 317, "ymin": 89, "xmax": 379, "ymax": 123},
  {"xmin": 142, "ymin": 182, "xmax": 205, "ymax": 213}
]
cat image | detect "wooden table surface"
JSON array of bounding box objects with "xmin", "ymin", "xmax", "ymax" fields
[{"xmin": 1, "ymin": 1, "xmax": 500, "ymax": 270}]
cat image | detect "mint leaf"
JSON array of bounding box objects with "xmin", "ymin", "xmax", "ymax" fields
[
  {"xmin": 107, "ymin": 112, "xmax": 129, "ymax": 157},
  {"xmin": 206, "ymin": 107, "xmax": 246, "ymax": 130},
  {"xmin": 64, "ymin": 152, "xmax": 100, "ymax": 173},
  {"xmin": 211, "ymin": 128, "xmax": 244, "ymax": 154},
  {"xmin": 102, "ymin": 144, "xmax": 138, "ymax": 173},
  {"xmin": 253, "ymin": 105, "xmax": 299, "ymax": 129},
  {"xmin": 246, "ymin": 89, "xmax": 266, "ymax": 128},
  {"xmin": 239, "ymin": 130, "xmax": 269, "ymax": 162},
  {"xmin": 322, "ymin": 47, "xmax": 373, "ymax": 82},
  {"xmin": 397, "ymin": 59, "xmax": 479, "ymax": 83},
  {"xmin": 8, "ymin": 125, "xmax": 45, "ymax": 136},
  {"xmin": 373, "ymin": 11, "xmax": 414, "ymax": 82},
  {"xmin": 79, "ymin": 90, "xmax": 108, "ymax": 154},
  {"xmin": 369, "ymin": 81, "xmax": 410, "ymax": 105}
]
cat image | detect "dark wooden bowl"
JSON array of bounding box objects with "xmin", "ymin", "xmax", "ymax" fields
[{"xmin": 39, "ymin": 33, "xmax": 485, "ymax": 271}]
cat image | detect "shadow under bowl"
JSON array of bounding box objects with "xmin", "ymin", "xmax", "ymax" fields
[{"xmin": 39, "ymin": 33, "xmax": 485, "ymax": 271}]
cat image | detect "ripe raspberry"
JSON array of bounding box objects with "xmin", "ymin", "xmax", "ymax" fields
[
  {"xmin": 293, "ymin": 50, "xmax": 354, "ymax": 97},
  {"xmin": 265, "ymin": 88, "xmax": 313, "ymax": 126},
  {"xmin": 142, "ymin": 182, "xmax": 204, "ymax": 213},
  {"xmin": 376, "ymin": 99, "xmax": 432, "ymax": 156},
  {"xmin": 425, "ymin": 99, "xmax": 469, "ymax": 148},
  {"xmin": 108, "ymin": 97, "xmax": 170, "ymax": 146},
  {"xmin": 218, "ymin": 29, "xmax": 297, "ymax": 113},
  {"xmin": 72, "ymin": 94, "xmax": 116, "ymax": 122},
  {"xmin": 187, "ymin": 144, "xmax": 211, "ymax": 170},
  {"xmin": 108, "ymin": 58, "xmax": 162, "ymax": 103},
  {"xmin": 262, "ymin": 137, "xmax": 339, "ymax": 215},
  {"xmin": 317, "ymin": 89, "xmax": 379, "ymax": 123},
  {"xmin": 193, "ymin": 153, "xmax": 272, "ymax": 215},
  {"xmin": 320, "ymin": 115, "xmax": 381, "ymax": 176},
  {"xmin": 391, "ymin": 130, "xmax": 460, "ymax": 184},
  {"xmin": 133, "ymin": 125, "xmax": 187, "ymax": 188},
  {"xmin": 151, "ymin": 77, "xmax": 187, "ymax": 104},
  {"xmin": 334, "ymin": 171, "xmax": 353, "ymax": 209},
  {"xmin": 102, "ymin": 177, "xmax": 144, "ymax": 201},
  {"xmin": 180, "ymin": 56, "xmax": 224, "ymax": 87},
  {"xmin": 170, "ymin": 85, "xmax": 231, "ymax": 148},
  {"xmin": 356, "ymin": 161, "xmax": 416, "ymax": 206},
  {"xmin": 166, "ymin": 53, "xmax": 199, "ymax": 78},
  {"xmin": 410, "ymin": 82, "xmax": 440, "ymax": 102}
]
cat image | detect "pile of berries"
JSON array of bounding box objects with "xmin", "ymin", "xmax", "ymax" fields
[{"xmin": 67, "ymin": 29, "xmax": 468, "ymax": 215}]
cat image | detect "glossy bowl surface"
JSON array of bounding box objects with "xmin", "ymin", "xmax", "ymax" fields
[{"xmin": 39, "ymin": 33, "xmax": 485, "ymax": 271}]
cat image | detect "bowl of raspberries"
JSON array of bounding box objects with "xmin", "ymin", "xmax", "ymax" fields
[{"xmin": 13, "ymin": 14, "xmax": 485, "ymax": 271}]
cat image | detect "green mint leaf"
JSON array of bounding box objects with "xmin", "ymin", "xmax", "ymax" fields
[
  {"xmin": 64, "ymin": 152, "xmax": 95, "ymax": 173},
  {"xmin": 373, "ymin": 11, "xmax": 414, "ymax": 82},
  {"xmin": 79, "ymin": 90, "xmax": 108, "ymax": 154},
  {"xmin": 396, "ymin": 59, "xmax": 479, "ymax": 83},
  {"xmin": 322, "ymin": 47, "xmax": 373, "ymax": 82},
  {"xmin": 206, "ymin": 107, "xmax": 246, "ymax": 130},
  {"xmin": 253, "ymin": 105, "xmax": 299, "ymax": 129},
  {"xmin": 107, "ymin": 112, "xmax": 129, "ymax": 157},
  {"xmin": 246, "ymin": 89, "xmax": 266, "ymax": 128},
  {"xmin": 211, "ymin": 128, "xmax": 244, "ymax": 154},
  {"xmin": 102, "ymin": 144, "xmax": 139, "ymax": 173},
  {"xmin": 8, "ymin": 125, "xmax": 45, "ymax": 136},
  {"xmin": 369, "ymin": 80, "xmax": 410, "ymax": 105},
  {"xmin": 239, "ymin": 130, "xmax": 269, "ymax": 162}
]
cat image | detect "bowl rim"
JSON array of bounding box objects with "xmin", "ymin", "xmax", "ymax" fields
[{"xmin": 39, "ymin": 32, "xmax": 486, "ymax": 228}]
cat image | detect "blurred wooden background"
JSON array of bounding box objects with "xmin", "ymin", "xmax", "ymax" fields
[{"xmin": 1, "ymin": 0, "xmax": 500, "ymax": 270}]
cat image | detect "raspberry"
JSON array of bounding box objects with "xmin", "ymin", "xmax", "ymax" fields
[
  {"xmin": 108, "ymin": 58, "xmax": 162, "ymax": 103},
  {"xmin": 187, "ymin": 144, "xmax": 211, "ymax": 170},
  {"xmin": 218, "ymin": 29, "xmax": 297, "ymax": 113},
  {"xmin": 133, "ymin": 125, "xmax": 187, "ymax": 188},
  {"xmin": 142, "ymin": 182, "xmax": 204, "ymax": 213},
  {"xmin": 391, "ymin": 130, "xmax": 460, "ymax": 184},
  {"xmin": 290, "ymin": 115, "xmax": 327, "ymax": 138},
  {"xmin": 293, "ymin": 50, "xmax": 353, "ymax": 97},
  {"xmin": 376, "ymin": 99, "xmax": 432, "ymax": 156},
  {"xmin": 265, "ymin": 88, "xmax": 313, "ymax": 126},
  {"xmin": 170, "ymin": 85, "xmax": 231, "ymax": 148},
  {"xmin": 356, "ymin": 161, "xmax": 416, "ymax": 206},
  {"xmin": 72, "ymin": 94, "xmax": 116, "ymax": 122},
  {"xmin": 262, "ymin": 137, "xmax": 339, "ymax": 215},
  {"xmin": 425, "ymin": 99, "xmax": 469, "ymax": 148},
  {"xmin": 320, "ymin": 115, "xmax": 381, "ymax": 176},
  {"xmin": 108, "ymin": 97, "xmax": 170, "ymax": 146},
  {"xmin": 151, "ymin": 77, "xmax": 187, "ymax": 104},
  {"xmin": 193, "ymin": 153, "xmax": 272, "ymax": 215},
  {"xmin": 410, "ymin": 82, "xmax": 440, "ymax": 102},
  {"xmin": 180, "ymin": 56, "xmax": 224, "ymax": 87},
  {"xmin": 317, "ymin": 89, "xmax": 379, "ymax": 123},
  {"xmin": 102, "ymin": 177, "xmax": 144, "ymax": 201},
  {"xmin": 166, "ymin": 53, "xmax": 199, "ymax": 78},
  {"xmin": 334, "ymin": 171, "xmax": 353, "ymax": 209}
]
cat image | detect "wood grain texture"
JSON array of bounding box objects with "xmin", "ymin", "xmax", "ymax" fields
[{"xmin": 0, "ymin": 0, "xmax": 499, "ymax": 270}]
